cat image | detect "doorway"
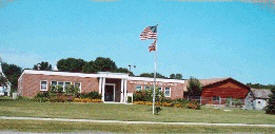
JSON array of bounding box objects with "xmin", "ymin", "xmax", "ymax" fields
[{"xmin": 104, "ymin": 83, "xmax": 115, "ymax": 102}]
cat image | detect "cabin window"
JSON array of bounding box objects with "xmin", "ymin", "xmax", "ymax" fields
[
  {"xmin": 213, "ymin": 96, "xmax": 220, "ymax": 101},
  {"xmin": 40, "ymin": 80, "xmax": 48, "ymax": 91},
  {"xmin": 164, "ymin": 87, "xmax": 171, "ymax": 97},
  {"xmin": 136, "ymin": 85, "xmax": 142, "ymax": 91}
]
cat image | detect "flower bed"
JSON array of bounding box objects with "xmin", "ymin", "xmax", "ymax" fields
[{"xmin": 73, "ymin": 98, "xmax": 102, "ymax": 103}]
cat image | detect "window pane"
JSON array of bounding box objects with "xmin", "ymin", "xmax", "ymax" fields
[
  {"xmin": 65, "ymin": 82, "xmax": 71, "ymax": 87},
  {"xmin": 144, "ymin": 86, "xmax": 150, "ymax": 90},
  {"xmin": 41, "ymin": 81, "xmax": 47, "ymax": 90},
  {"xmin": 58, "ymin": 81, "xmax": 64, "ymax": 89},
  {"xmin": 75, "ymin": 82, "xmax": 81, "ymax": 88},
  {"xmin": 157, "ymin": 87, "xmax": 162, "ymax": 92},
  {"xmin": 136, "ymin": 85, "xmax": 141, "ymax": 91},
  {"xmin": 51, "ymin": 81, "xmax": 57, "ymax": 87},
  {"xmin": 164, "ymin": 87, "xmax": 170, "ymax": 97}
]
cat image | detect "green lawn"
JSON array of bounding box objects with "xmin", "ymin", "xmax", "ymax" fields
[
  {"xmin": 0, "ymin": 119, "xmax": 275, "ymax": 133},
  {"xmin": 0, "ymin": 99, "xmax": 274, "ymax": 124}
]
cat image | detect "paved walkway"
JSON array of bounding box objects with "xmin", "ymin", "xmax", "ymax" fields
[{"xmin": 1, "ymin": 116, "xmax": 275, "ymax": 128}]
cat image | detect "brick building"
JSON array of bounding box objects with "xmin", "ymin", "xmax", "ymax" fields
[{"xmin": 18, "ymin": 70, "xmax": 186, "ymax": 103}]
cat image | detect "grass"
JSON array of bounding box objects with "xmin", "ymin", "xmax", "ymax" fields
[
  {"xmin": 0, "ymin": 119, "xmax": 275, "ymax": 133},
  {"xmin": 0, "ymin": 99, "xmax": 274, "ymax": 124}
]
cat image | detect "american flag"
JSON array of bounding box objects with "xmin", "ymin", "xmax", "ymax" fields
[
  {"xmin": 140, "ymin": 25, "xmax": 157, "ymax": 40},
  {"xmin": 148, "ymin": 39, "xmax": 157, "ymax": 52}
]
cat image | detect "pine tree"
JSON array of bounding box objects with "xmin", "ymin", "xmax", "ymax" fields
[{"xmin": 265, "ymin": 88, "xmax": 275, "ymax": 114}]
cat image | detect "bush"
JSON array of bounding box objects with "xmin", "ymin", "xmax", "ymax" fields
[
  {"xmin": 186, "ymin": 101, "xmax": 200, "ymax": 110},
  {"xmin": 80, "ymin": 91, "xmax": 101, "ymax": 99},
  {"xmin": 266, "ymin": 89, "xmax": 275, "ymax": 114},
  {"xmin": 34, "ymin": 92, "xmax": 49, "ymax": 102},
  {"xmin": 127, "ymin": 96, "xmax": 133, "ymax": 103},
  {"xmin": 133, "ymin": 88, "xmax": 164, "ymax": 102},
  {"xmin": 65, "ymin": 85, "xmax": 80, "ymax": 97}
]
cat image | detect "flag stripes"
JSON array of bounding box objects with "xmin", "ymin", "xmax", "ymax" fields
[
  {"xmin": 148, "ymin": 40, "xmax": 157, "ymax": 52},
  {"xmin": 140, "ymin": 25, "xmax": 158, "ymax": 40}
]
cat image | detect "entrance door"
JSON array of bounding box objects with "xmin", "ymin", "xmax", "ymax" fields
[{"xmin": 104, "ymin": 84, "xmax": 115, "ymax": 102}]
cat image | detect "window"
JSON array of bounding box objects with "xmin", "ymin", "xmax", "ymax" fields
[
  {"xmin": 164, "ymin": 87, "xmax": 171, "ymax": 97},
  {"xmin": 213, "ymin": 96, "xmax": 220, "ymax": 101},
  {"xmin": 136, "ymin": 85, "xmax": 142, "ymax": 91},
  {"xmin": 157, "ymin": 87, "xmax": 162, "ymax": 92},
  {"xmin": 74, "ymin": 82, "xmax": 81, "ymax": 92},
  {"xmin": 51, "ymin": 81, "xmax": 57, "ymax": 87},
  {"xmin": 144, "ymin": 86, "xmax": 150, "ymax": 90},
  {"xmin": 58, "ymin": 81, "xmax": 64, "ymax": 91},
  {"xmin": 65, "ymin": 82, "xmax": 72, "ymax": 90},
  {"xmin": 40, "ymin": 80, "xmax": 48, "ymax": 91}
]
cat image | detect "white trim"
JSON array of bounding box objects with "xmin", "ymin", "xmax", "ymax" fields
[
  {"xmin": 124, "ymin": 79, "xmax": 127, "ymax": 103},
  {"xmin": 120, "ymin": 79, "xmax": 124, "ymax": 103},
  {"xmin": 102, "ymin": 78, "xmax": 106, "ymax": 101},
  {"xmin": 40, "ymin": 80, "xmax": 48, "ymax": 91},
  {"xmin": 128, "ymin": 76, "xmax": 185, "ymax": 83},
  {"xmin": 104, "ymin": 83, "xmax": 116, "ymax": 102},
  {"xmin": 99, "ymin": 77, "xmax": 102, "ymax": 94},
  {"xmin": 21, "ymin": 70, "xmax": 185, "ymax": 83},
  {"xmin": 164, "ymin": 87, "xmax": 171, "ymax": 97}
]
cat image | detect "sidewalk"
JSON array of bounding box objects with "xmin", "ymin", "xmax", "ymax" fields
[{"xmin": 1, "ymin": 116, "xmax": 275, "ymax": 127}]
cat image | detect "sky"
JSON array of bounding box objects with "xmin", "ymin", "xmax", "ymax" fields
[{"xmin": 0, "ymin": 0, "xmax": 274, "ymax": 84}]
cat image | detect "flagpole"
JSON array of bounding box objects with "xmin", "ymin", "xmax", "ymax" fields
[{"xmin": 152, "ymin": 39, "xmax": 157, "ymax": 115}]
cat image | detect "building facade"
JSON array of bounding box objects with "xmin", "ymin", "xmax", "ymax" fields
[
  {"xmin": 18, "ymin": 70, "xmax": 186, "ymax": 103},
  {"xmin": 184, "ymin": 78, "xmax": 251, "ymax": 105},
  {"xmin": 0, "ymin": 61, "xmax": 11, "ymax": 96}
]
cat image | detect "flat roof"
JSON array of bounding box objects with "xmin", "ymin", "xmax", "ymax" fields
[{"xmin": 20, "ymin": 70, "xmax": 185, "ymax": 83}]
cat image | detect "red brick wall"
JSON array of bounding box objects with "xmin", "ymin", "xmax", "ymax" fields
[
  {"xmin": 127, "ymin": 80, "xmax": 184, "ymax": 99},
  {"xmin": 20, "ymin": 74, "xmax": 99, "ymax": 97},
  {"xmin": 19, "ymin": 73, "xmax": 185, "ymax": 100}
]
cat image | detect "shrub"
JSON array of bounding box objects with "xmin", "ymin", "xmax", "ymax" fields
[
  {"xmin": 133, "ymin": 88, "xmax": 164, "ymax": 102},
  {"xmin": 34, "ymin": 92, "xmax": 49, "ymax": 102},
  {"xmin": 266, "ymin": 89, "xmax": 275, "ymax": 114},
  {"xmin": 187, "ymin": 101, "xmax": 201, "ymax": 110},
  {"xmin": 155, "ymin": 106, "xmax": 161, "ymax": 115},
  {"xmin": 80, "ymin": 91, "xmax": 101, "ymax": 99},
  {"xmin": 65, "ymin": 85, "xmax": 80, "ymax": 97},
  {"xmin": 127, "ymin": 96, "xmax": 133, "ymax": 103}
]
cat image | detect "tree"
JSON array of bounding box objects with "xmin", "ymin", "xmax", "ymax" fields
[
  {"xmin": 0, "ymin": 73, "xmax": 8, "ymax": 87},
  {"xmin": 247, "ymin": 83, "xmax": 275, "ymax": 90},
  {"xmin": 93, "ymin": 57, "xmax": 117, "ymax": 72},
  {"xmin": 169, "ymin": 73, "xmax": 183, "ymax": 79},
  {"xmin": 57, "ymin": 58, "xmax": 86, "ymax": 72},
  {"xmin": 265, "ymin": 88, "xmax": 275, "ymax": 114},
  {"xmin": 139, "ymin": 72, "xmax": 167, "ymax": 78},
  {"xmin": 186, "ymin": 77, "xmax": 202, "ymax": 97},
  {"xmin": 82, "ymin": 61, "xmax": 97, "ymax": 73},
  {"xmin": 175, "ymin": 73, "xmax": 183, "ymax": 79},
  {"xmin": 169, "ymin": 74, "xmax": 176, "ymax": 79},
  {"xmin": 1, "ymin": 62, "xmax": 22, "ymax": 93},
  {"xmin": 115, "ymin": 67, "xmax": 134, "ymax": 76},
  {"xmin": 33, "ymin": 61, "xmax": 52, "ymax": 71}
]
